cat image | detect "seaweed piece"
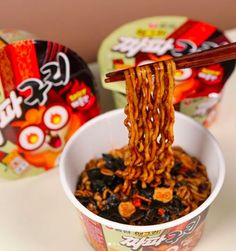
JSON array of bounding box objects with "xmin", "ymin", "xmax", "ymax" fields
[
  {"xmin": 112, "ymin": 176, "xmax": 124, "ymax": 188},
  {"xmin": 172, "ymin": 197, "xmax": 185, "ymax": 211},
  {"xmin": 161, "ymin": 212, "xmax": 171, "ymax": 222},
  {"xmin": 99, "ymin": 208, "xmax": 127, "ymax": 224},
  {"xmin": 171, "ymin": 161, "xmax": 182, "ymax": 176},
  {"xmin": 142, "ymin": 209, "xmax": 158, "ymax": 225},
  {"xmin": 186, "ymin": 170, "xmax": 197, "ymax": 178},
  {"xmin": 166, "ymin": 197, "xmax": 185, "ymax": 215},
  {"xmin": 106, "ymin": 194, "xmax": 120, "ymax": 208},
  {"xmin": 87, "ymin": 168, "xmax": 106, "ymax": 192},
  {"xmin": 150, "ymin": 199, "xmax": 166, "ymax": 209},
  {"xmin": 102, "ymin": 154, "xmax": 125, "ymax": 171},
  {"xmin": 77, "ymin": 197, "xmax": 91, "ymax": 206},
  {"xmin": 103, "ymin": 175, "xmax": 115, "ymax": 187},
  {"xmin": 199, "ymin": 182, "xmax": 209, "ymax": 192},
  {"xmin": 113, "ymin": 157, "xmax": 125, "ymax": 170},
  {"xmin": 130, "ymin": 209, "xmax": 146, "ymax": 222},
  {"xmin": 136, "ymin": 182, "xmax": 154, "ymax": 199},
  {"xmin": 175, "ymin": 180, "xmax": 188, "ymax": 188},
  {"xmin": 87, "ymin": 168, "xmax": 102, "ymax": 180},
  {"xmin": 91, "ymin": 179, "xmax": 106, "ymax": 192},
  {"xmin": 102, "ymin": 174, "xmax": 123, "ymax": 190},
  {"xmin": 140, "ymin": 187, "xmax": 154, "ymax": 199}
]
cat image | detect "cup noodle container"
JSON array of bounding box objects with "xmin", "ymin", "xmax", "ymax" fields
[
  {"xmin": 60, "ymin": 109, "xmax": 225, "ymax": 251},
  {"xmin": 0, "ymin": 40, "xmax": 100, "ymax": 179},
  {"xmin": 98, "ymin": 16, "xmax": 235, "ymax": 127}
]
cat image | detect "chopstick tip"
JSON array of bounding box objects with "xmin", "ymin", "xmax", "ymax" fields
[{"xmin": 104, "ymin": 78, "xmax": 111, "ymax": 83}]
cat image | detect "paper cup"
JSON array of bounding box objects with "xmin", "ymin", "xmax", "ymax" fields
[{"xmin": 59, "ymin": 109, "xmax": 225, "ymax": 251}]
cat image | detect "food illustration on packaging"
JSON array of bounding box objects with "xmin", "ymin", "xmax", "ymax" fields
[
  {"xmin": 0, "ymin": 40, "xmax": 100, "ymax": 179},
  {"xmin": 11, "ymin": 104, "xmax": 84, "ymax": 170}
]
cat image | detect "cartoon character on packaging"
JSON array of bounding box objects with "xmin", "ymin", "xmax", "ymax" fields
[{"xmin": 12, "ymin": 104, "xmax": 84, "ymax": 170}]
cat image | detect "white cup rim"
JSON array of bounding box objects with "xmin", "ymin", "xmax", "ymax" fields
[{"xmin": 59, "ymin": 109, "xmax": 225, "ymax": 232}]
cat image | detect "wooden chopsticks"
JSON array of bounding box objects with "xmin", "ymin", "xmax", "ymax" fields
[{"xmin": 105, "ymin": 42, "xmax": 236, "ymax": 83}]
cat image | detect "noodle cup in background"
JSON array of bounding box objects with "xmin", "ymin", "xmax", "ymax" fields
[
  {"xmin": 0, "ymin": 39, "xmax": 100, "ymax": 180},
  {"xmin": 98, "ymin": 16, "xmax": 236, "ymax": 127},
  {"xmin": 60, "ymin": 109, "xmax": 225, "ymax": 251}
]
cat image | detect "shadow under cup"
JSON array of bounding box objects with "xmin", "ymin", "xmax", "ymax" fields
[{"xmin": 60, "ymin": 109, "xmax": 225, "ymax": 251}]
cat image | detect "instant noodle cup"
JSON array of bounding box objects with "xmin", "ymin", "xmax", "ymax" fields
[
  {"xmin": 0, "ymin": 40, "xmax": 100, "ymax": 179},
  {"xmin": 60, "ymin": 109, "xmax": 225, "ymax": 251},
  {"xmin": 98, "ymin": 16, "xmax": 236, "ymax": 127}
]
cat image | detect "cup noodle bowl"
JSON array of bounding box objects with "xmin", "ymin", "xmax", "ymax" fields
[
  {"xmin": 60, "ymin": 109, "xmax": 225, "ymax": 251},
  {"xmin": 98, "ymin": 16, "xmax": 236, "ymax": 127},
  {"xmin": 0, "ymin": 40, "xmax": 100, "ymax": 179}
]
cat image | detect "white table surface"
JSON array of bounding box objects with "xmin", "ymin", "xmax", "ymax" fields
[{"xmin": 1, "ymin": 30, "xmax": 236, "ymax": 251}]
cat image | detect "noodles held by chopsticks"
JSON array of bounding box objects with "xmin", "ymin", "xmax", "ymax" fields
[
  {"xmin": 122, "ymin": 60, "xmax": 176, "ymax": 193},
  {"xmin": 75, "ymin": 59, "xmax": 211, "ymax": 225}
]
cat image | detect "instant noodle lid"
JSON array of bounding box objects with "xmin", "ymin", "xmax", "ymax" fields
[
  {"xmin": 98, "ymin": 16, "xmax": 235, "ymax": 126},
  {"xmin": 0, "ymin": 40, "xmax": 100, "ymax": 179}
]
